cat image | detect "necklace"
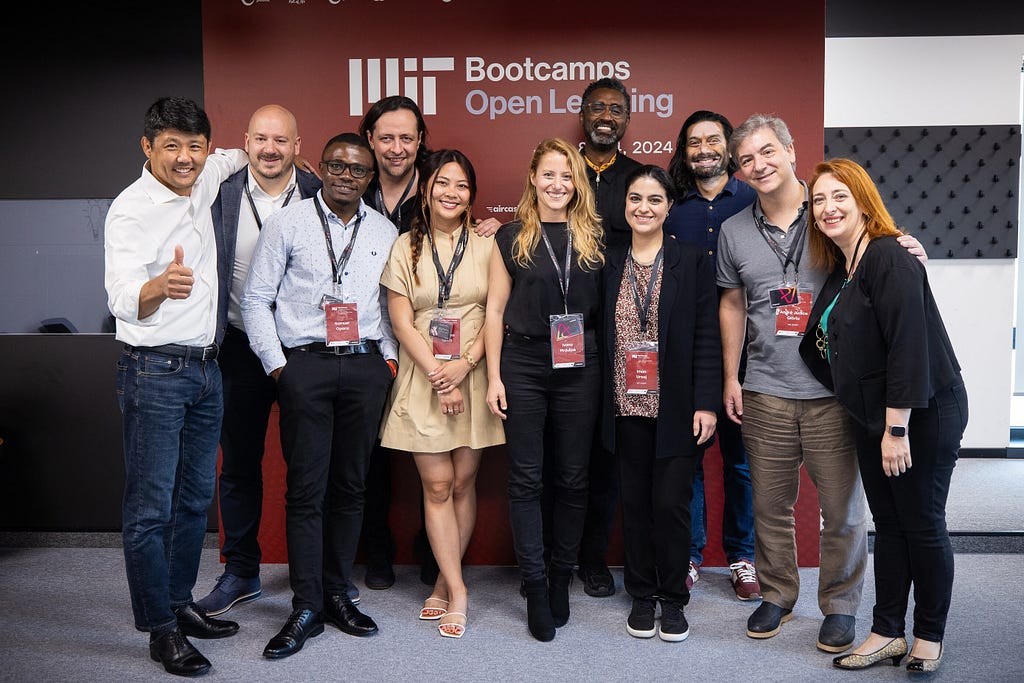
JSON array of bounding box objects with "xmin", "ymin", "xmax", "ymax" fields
[{"xmin": 583, "ymin": 151, "xmax": 616, "ymax": 174}]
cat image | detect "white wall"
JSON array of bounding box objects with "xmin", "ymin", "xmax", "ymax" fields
[{"xmin": 825, "ymin": 35, "xmax": 1024, "ymax": 448}]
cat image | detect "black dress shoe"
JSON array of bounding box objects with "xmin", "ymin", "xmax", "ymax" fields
[
  {"xmin": 746, "ymin": 601, "xmax": 793, "ymax": 639},
  {"xmin": 577, "ymin": 565, "xmax": 616, "ymax": 598},
  {"xmin": 263, "ymin": 609, "xmax": 324, "ymax": 659},
  {"xmin": 365, "ymin": 559, "xmax": 396, "ymax": 589},
  {"xmin": 817, "ymin": 614, "xmax": 856, "ymax": 652},
  {"xmin": 149, "ymin": 628, "xmax": 211, "ymax": 677},
  {"xmin": 325, "ymin": 593, "xmax": 379, "ymax": 637},
  {"xmin": 174, "ymin": 602, "xmax": 240, "ymax": 639}
]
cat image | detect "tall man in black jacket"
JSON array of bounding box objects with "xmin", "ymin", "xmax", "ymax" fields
[
  {"xmin": 574, "ymin": 78, "xmax": 642, "ymax": 597},
  {"xmin": 197, "ymin": 104, "xmax": 324, "ymax": 616}
]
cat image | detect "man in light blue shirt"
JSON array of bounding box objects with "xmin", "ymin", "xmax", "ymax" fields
[{"xmin": 242, "ymin": 132, "xmax": 398, "ymax": 659}]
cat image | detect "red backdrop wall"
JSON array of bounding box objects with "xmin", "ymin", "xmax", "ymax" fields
[{"xmin": 204, "ymin": 0, "xmax": 827, "ymax": 567}]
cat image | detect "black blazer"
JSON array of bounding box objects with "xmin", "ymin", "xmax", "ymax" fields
[
  {"xmin": 600, "ymin": 236, "xmax": 722, "ymax": 458},
  {"xmin": 799, "ymin": 235, "xmax": 962, "ymax": 436},
  {"xmin": 212, "ymin": 167, "xmax": 321, "ymax": 343}
]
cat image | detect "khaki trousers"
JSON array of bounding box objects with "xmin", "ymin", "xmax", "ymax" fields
[{"xmin": 741, "ymin": 391, "xmax": 868, "ymax": 616}]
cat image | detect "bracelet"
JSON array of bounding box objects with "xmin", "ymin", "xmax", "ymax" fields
[{"xmin": 464, "ymin": 352, "xmax": 477, "ymax": 369}]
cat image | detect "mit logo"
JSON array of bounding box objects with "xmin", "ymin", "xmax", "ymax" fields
[{"xmin": 348, "ymin": 57, "xmax": 456, "ymax": 116}]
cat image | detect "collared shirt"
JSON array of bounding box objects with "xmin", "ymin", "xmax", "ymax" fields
[
  {"xmin": 241, "ymin": 194, "xmax": 399, "ymax": 374},
  {"xmin": 104, "ymin": 148, "xmax": 248, "ymax": 347},
  {"xmin": 664, "ymin": 175, "xmax": 756, "ymax": 263},
  {"xmin": 717, "ymin": 182, "xmax": 831, "ymax": 400},
  {"xmin": 227, "ymin": 167, "xmax": 298, "ymax": 328}
]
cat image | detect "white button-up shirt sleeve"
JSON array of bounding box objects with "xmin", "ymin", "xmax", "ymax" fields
[
  {"xmin": 104, "ymin": 147, "xmax": 247, "ymax": 328},
  {"xmin": 241, "ymin": 210, "xmax": 291, "ymax": 375}
]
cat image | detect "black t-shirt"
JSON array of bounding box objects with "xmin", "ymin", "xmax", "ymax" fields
[
  {"xmin": 362, "ymin": 178, "xmax": 418, "ymax": 234},
  {"xmin": 495, "ymin": 221, "xmax": 601, "ymax": 338}
]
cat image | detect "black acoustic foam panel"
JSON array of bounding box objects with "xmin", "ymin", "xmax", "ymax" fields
[{"xmin": 824, "ymin": 126, "xmax": 1020, "ymax": 259}]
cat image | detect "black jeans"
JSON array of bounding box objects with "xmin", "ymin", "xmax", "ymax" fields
[
  {"xmin": 217, "ymin": 325, "xmax": 277, "ymax": 578},
  {"xmin": 277, "ymin": 349, "xmax": 393, "ymax": 611},
  {"xmin": 501, "ymin": 333, "xmax": 600, "ymax": 581},
  {"xmin": 853, "ymin": 382, "xmax": 968, "ymax": 642},
  {"xmin": 616, "ymin": 416, "xmax": 697, "ymax": 603}
]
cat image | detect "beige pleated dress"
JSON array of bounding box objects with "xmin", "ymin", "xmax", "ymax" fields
[{"xmin": 379, "ymin": 227, "xmax": 505, "ymax": 452}]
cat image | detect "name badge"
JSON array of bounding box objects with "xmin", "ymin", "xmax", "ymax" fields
[
  {"xmin": 550, "ymin": 313, "xmax": 585, "ymax": 368},
  {"xmin": 430, "ymin": 316, "xmax": 461, "ymax": 360},
  {"xmin": 774, "ymin": 288, "xmax": 812, "ymax": 337},
  {"xmin": 323, "ymin": 294, "xmax": 360, "ymax": 346},
  {"xmin": 625, "ymin": 341, "xmax": 659, "ymax": 395},
  {"xmin": 769, "ymin": 286, "xmax": 800, "ymax": 309}
]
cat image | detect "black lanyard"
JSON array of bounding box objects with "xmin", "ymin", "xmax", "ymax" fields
[
  {"xmin": 244, "ymin": 181, "xmax": 296, "ymax": 230},
  {"xmin": 540, "ymin": 223, "xmax": 573, "ymax": 314},
  {"xmin": 626, "ymin": 247, "xmax": 663, "ymax": 335},
  {"xmin": 314, "ymin": 196, "xmax": 362, "ymax": 285},
  {"xmin": 753, "ymin": 204, "xmax": 807, "ymax": 282},
  {"xmin": 425, "ymin": 226, "xmax": 469, "ymax": 309},
  {"xmin": 373, "ymin": 172, "xmax": 416, "ymax": 227}
]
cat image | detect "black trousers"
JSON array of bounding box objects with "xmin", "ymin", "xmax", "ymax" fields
[
  {"xmin": 852, "ymin": 382, "xmax": 968, "ymax": 642},
  {"xmin": 501, "ymin": 334, "xmax": 599, "ymax": 581},
  {"xmin": 276, "ymin": 349, "xmax": 393, "ymax": 611},
  {"xmin": 576, "ymin": 436, "xmax": 619, "ymax": 570},
  {"xmin": 217, "ymin": 325, "xmax": 277, "ymax": 578},
  {"xmin": 616, "ymin": 416, "xmax": 697, "ymax": 603}
]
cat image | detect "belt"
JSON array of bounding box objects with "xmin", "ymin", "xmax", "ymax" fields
[
  {"xmin": 504, "ymin": 328, "xmax": 547, "ymax": 342},
  {"xmin": 126, "ymin": 343, "xmax": 219, "ymax": 361},
  {"xmin": 291, "ymin": 340, "xmax": 381, "ymax": 356}
]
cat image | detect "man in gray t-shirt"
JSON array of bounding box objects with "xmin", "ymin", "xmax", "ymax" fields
[{"xmin": 717, "ymin": 114, "xmax": 868, "ymax": 654}]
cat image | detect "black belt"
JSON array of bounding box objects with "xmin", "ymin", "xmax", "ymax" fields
[
  {"xmin": 126, "ymin": 343, "xmax": 219, "ymax": 361},
  {"xmin": 290, "ymin": 340, "xmax": 381, "ymax": 356}
]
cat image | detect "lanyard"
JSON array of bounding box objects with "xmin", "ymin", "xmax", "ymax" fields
[
  {"xmin": 244, "ymin": 182, "xmax": 296, "ymax": 230},
  {"xmin": 753, "ymin": 204, "xmax": 807, "ymax": 282},
  {"xmin": 426, "ymin": 226, "xmax": 469, "ymax": 309},
  {"xmin": 373, "ymin": 172, "xmax": 416, "ymax": 227},
  {"xmin": 845, "ymin": 230, "xmax": 868, "ymax": 280},
  {"xmin": 314, "ymin": 197, "xmax": 363, "ymax": 285},
  {"xmin": 626, "ymin": 247, "xmax": 664, "ymax": 335},
  {"xmin": 540, "ymin": 223, "xmax": 573, "ymax": 315}
]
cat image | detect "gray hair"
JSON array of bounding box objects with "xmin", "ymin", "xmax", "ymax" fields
[{"xmin": 729, "ymin": 113, "xmax": 794, "ymax": 162}]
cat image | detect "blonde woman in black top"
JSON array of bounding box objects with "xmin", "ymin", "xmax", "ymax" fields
[{"xmin": 484, "ymin": 138, "xmax": 604, "ymax": 642}]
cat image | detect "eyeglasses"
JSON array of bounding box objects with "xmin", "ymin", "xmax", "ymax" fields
[
  {"xmin": 320, "ymin": 161, "xmax": 372, "ymax": 178},
  {"xmin": 584, "ymin": 102, "xmax": 627, "ymax": 118}
]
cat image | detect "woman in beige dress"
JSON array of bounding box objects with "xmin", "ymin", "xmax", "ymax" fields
[{"xmin": 380, "ymin": 149, "xmax": 504, "ymax": 638}]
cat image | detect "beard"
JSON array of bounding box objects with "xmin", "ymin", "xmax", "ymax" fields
[
  {"xmin": 587, "ymin": 128, "xmax": 621, "ymax": 148},
  {"xmin": 689, "ymin": 153, "xmax": 728, "ymax": 180}
]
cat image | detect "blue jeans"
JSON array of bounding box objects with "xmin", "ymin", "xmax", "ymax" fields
[
  {"xmin": 117, "ymin": 347, "xmax": 223, "ymax": 633},
  {"xmin": 689, "ymin": 408, "xmax": 755, "ymax": 564}
]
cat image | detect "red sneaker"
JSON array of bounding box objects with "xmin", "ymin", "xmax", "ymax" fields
[
  {"xmin": 730, "ymin": 559, "xmax": 762, "ymax": 601},
  {"xmin": 686, "ymin": 561, "xmax": 700, "ymax": 590}
]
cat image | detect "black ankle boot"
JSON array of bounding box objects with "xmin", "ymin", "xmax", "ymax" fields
[
  {"xmin": 548, "ymin": 568, "xmax": 572, "ymax": 627},
  {"xmin": 523, "ymin": 578, "xmax": 555, "ymax": 642}
]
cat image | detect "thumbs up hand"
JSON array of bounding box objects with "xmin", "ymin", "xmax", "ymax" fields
[{"xmin": 162, "ymin": 244, "xmax": 194, "ymax": 299}]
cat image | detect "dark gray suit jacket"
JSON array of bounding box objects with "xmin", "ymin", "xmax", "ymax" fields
[{"xmin": 212, "ymin": 167, "xmax": 321, "ymax": 343}]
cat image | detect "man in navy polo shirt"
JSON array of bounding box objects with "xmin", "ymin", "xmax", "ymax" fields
[{"xmin": 664, "ymin": 110, "xmax": 760, "ymax": 603}]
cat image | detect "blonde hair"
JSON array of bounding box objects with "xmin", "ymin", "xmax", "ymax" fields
[{"xmin": 512, "ymin": 138, "xmax": 604, "ymax": 270}]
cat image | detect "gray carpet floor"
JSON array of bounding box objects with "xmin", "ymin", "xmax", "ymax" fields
[{"xmin": 0, "ymin": 548, "xmax": 1021, "ymax": 682}]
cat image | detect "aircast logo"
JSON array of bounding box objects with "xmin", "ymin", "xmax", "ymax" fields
[{"xmin": 348, "ymin": 57, "xmax": 456, "ymax": 116}]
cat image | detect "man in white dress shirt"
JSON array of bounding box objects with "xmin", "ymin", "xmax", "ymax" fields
[{"xmin": 104, "ymin": 96, "xmax": 247, "ymax": 677}]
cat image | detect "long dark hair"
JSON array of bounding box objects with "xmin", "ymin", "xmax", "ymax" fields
[
  {"xmin": 667, "ymin": 110, "xmax": 736, "ymax": 198},
  {"xmin": 409, "ymin": 149, "xmax": 478, "ymax": 284}
]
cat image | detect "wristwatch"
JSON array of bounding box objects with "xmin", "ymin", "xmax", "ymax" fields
[{"xmin": 887, "ymin": 425, "xmax": 907, "ymax": 438}]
